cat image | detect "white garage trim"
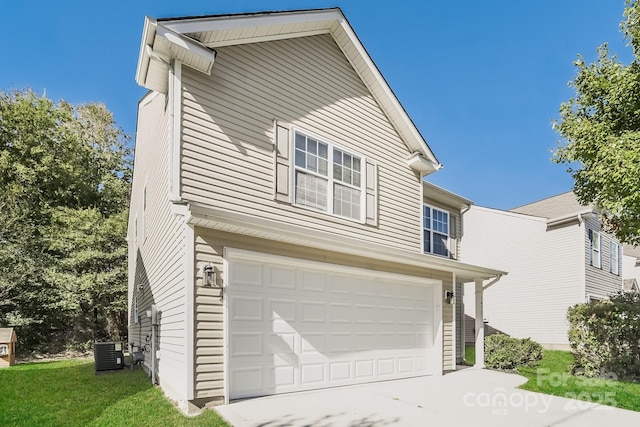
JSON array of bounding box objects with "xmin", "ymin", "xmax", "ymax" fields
[{"xmin": 223, "ymin": 248, "xmax": 442, "ymax": 401}]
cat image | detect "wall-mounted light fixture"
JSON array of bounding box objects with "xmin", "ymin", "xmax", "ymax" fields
[
  {"xmin": 445, "ymin": 290, "xmax": 455, "ymax": 305},
  {"xmin": 202, "ymin": 264, "xmax": 216, "ymax": 287}
]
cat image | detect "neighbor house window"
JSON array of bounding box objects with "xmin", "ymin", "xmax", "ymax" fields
[
  {"xmin": 610, "ymin": 242, "xmax": 620, "ymax": 275},
  {"xmin": 590, "ymin": 230, "xmax": 601, "ymax": 268},
  {"xmin": 293, "ymin": 130, "xmax": 362, "ymax": 221},
  {"xmin": 423, "ymin": 205, "xmax": 449, "ymax": 256}
]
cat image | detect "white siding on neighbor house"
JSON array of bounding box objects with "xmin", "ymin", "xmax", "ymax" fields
[
  {"xmin": 583, "ymin": 216, "xmax": 623, "ymax": 299},
  {"xmin": 128, "ymin": 92, "xmax": 188, "ymax": 401},
  {"xmin": 622, "ymin": 255, "xmax": 640, "ymax": 290},
  {"xmin": 179, "ymin": 33, "xmax": 422, "ymax": 254},
  {"xmin": 461, "ymin": 206, "xmax": 584, "ymax": 346},
  {"xmin": 192, "ymin": 227, "xmax": 456, "ymax": 402}
]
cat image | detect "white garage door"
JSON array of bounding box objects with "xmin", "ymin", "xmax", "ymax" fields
[{"xmin": 226, "ymin": 249, "xmax": 440, "ymax": 400}]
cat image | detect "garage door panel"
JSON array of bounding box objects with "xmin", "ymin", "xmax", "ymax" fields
[
  {"xmin": 230, "ymin": 296, "xmax": 263, "ymax": 321},
  {"xmin": 267, "ymin": 265, "xmax": 297, "ymax": 290},
  {"xmin": 270, "ymin": 299, "xmax": 296, "ymax": 321},
  {"xmin": 230, "ymin": 261, "xmax": 263, "ymax": 287},
  {"xmin": 227, "ymin": 252, "xmax": 437, "ymax": 400}
]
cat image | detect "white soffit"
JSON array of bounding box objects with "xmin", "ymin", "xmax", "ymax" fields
[{"xmin": 136, "ymin": 8, "xmax": 441, "ymax": 168}]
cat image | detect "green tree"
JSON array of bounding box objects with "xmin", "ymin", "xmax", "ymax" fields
[
  {"xmin": 554, "ymin": 0, "xmax": 640, "ymax": 245},
  {"xmin": 0, "ymin": 89, "xmax": 131, "ymax": 352}
]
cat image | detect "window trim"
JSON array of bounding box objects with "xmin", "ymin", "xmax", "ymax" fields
[
  {"xmin": 423, "ymin": 203, "xmax": 450, "ymax": 257},
  {"xmin": 610, "ymin": 241, "xmax": 620, "ymax": 275},
  {"xmin": 290, "ymin": 127, "xmax": 366, "ymax": 223}
]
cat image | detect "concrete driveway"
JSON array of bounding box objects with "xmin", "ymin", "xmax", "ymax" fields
[{"xmin": 215, "ymin": 368, "xmax": 640, "ymax": 426}]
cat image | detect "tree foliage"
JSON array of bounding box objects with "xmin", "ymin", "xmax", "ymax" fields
[
  {"xmin": 0, "ymin": 89, "xmax": 131, "ymax": 352},
  {"xmin": 567, "ymin": 293, "xmax": 640, "ymax": 381},
  {"xmin": 554, "ymin": 0, "xmax": 640, "ymax": 244}
]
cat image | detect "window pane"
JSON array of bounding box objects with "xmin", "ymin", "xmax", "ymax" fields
[
  {"xmin": 433, "ymin": 232, "xmax": 448, "ymax": 256},
  {"xmin": 423, "ymin": 229, "xmax": 431, "ymax": 253},
  {"xmin": 295, "ymin": 171, "xmax": 328, "ymax": 211},
  {"xmin": 344, "ymin": 153, "xmax": 352, "ymax": 168},
  {"xmin": 333, "ymin": 164, "xmax": 342, "ymax": 180},
  {"xmin": 353, "ymin": 171, "xmax": 361, "ymax": 187},
  {"xmin": 318, "ymin": 142, "xmax": 328, "ymax": 159},
  {"xmin": 343, "ymin": 168, "xmax": 352, "ymax": 185},
  {"xmin": 318, "ymin": 158, "xmax": 328, "ymax": 175},
  {"xmin": 353, "ymin": 157, "xmax": 361, "ymax": 172},
  {"xmin": 295, "ymin": 133, "xmax": 306, "ymax": 150},
  {"xmin": 423, "ymin": 206, "xmax": 431, "ymax": 230},
  {"xmin": 433, "ymin": 209, "xmax": 448, "ymax": 234},
  {"xmin": 333, "ymin": 148, "xmax": 342, "ymax": 164},
  {"xmin": 307, "ymin": 154, "xmax": 317, "ymax": 172},
  {"xmin": 333, "ymin": 183, "xmax": 360, "ymax": 220},
  {"xmin": 295, "ymin": 149, "xmax": 306, "ymax": 168}
]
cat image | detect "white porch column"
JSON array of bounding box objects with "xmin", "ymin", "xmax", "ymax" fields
[{"xmin": 474, "ymin": 279, "xmax": 485, "ymax": 369}]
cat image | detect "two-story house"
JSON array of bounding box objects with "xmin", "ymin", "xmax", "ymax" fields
[
  {"xmin": 128, "ymin": 8, "xmax": 504, "ymax": 413},
  {"xmin": 461, "ymin": 191, "xmax": 623, "ymax": 349}
]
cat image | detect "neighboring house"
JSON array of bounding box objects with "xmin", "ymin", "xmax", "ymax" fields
[
  {"xmin": 622, "ymin": 244, "xmax": 640, "ymax": 293},
  {"xmin": 128, "ymin": 8, "xmax": 504, "ymax": 412},
  {"xmin": 462, "ymin": 191, "xmax": 623, "ymax": 349}
]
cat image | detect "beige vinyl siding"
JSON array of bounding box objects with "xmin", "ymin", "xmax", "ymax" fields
[
  {"xmin": 180, "ymin": 34, "xmax": 422, "ymax": 253},
  {"xmin": 462, "ymin": 206, "xmax": 584, "ymax": 346},
  {"xmin": 128, "ymin": 92, "xmax": 188, "ymax": 401},
  {"xmin": 584, "ymin": 216, "xmax": 623, "ymax": 299},
  {"xmin": 193, "ymin": 227, "xmax": 454, "ymax": 399}
]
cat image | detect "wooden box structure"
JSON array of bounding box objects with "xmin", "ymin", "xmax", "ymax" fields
[{"xmin": 0, "ymin": 328, "xmax": 17, "ymax": 367}]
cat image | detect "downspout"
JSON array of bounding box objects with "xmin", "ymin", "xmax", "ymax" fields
[
  {"xmin": 168, "ymin": 60, "xmax": 182, "ymax": 202},
  {"xmin": 483, "ymin": 274, "xmax": 503, "ymax": 291}
]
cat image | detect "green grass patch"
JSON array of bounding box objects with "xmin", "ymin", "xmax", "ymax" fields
[
  {"xmin": 465, "ymin": 343, "xmax": 475, "ymax": 365},
  {"xmin": 518, "ymin": 350, "xmax": 640, "ymax": 412},
  {"xmin": 465, "ymin": 345, "xmax": 640, "ymax": 412},
  {"xmin": 0, "ymin": 358, "xmax": 229, "ymax": 427}
]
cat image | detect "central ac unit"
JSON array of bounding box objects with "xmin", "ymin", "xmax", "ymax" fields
[{"xmin": 94, "ymin": 342, "xmax": 125, "ymax": 372}]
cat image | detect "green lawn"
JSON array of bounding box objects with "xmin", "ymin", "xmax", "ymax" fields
[
  {"xmin": 0, "ymin": 359, "xmax": 229, "ymax": 427},
  {"xmin": 466, "ymin": 345, "xmax": 640, "ymax": 412}
]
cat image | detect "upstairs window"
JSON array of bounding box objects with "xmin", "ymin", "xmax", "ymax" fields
[
  {"xmin": 610, "ymin": 241, "xmax": 620, "ymax": 275},
  {"xmin": 293, "ymin": 130, "xmax": 363, "ymax": 221},
  {"xmin": 590, "ymin": 230, "xmax": 601, "ymax": 268},
  {"xmin": 423, "ymin": 205, "xmax": 449, "ymax": 256}
]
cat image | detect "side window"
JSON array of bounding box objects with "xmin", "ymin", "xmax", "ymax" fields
[
  {"xmin": 423, "ymin": 205, "xmax": 450, "ymax": 257},
  {"xmin": 590, "ymin": 230, "xmax": 601, "ymax": 268},
  {"xmin": 610, "ymin": 241, "xmax": 620, "ymax": 275}
]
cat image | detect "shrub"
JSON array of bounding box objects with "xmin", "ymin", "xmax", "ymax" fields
[
  {"xmin": 484, "ymin": 334, "xmax": 543, "ymax": 370},
  {"xmin": 567, "ymin": 292, "xmax": 640, "ymax": 381}
]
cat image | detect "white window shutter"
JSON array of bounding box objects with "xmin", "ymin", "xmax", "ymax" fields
[
  {"xmin": 274, "ymin": 121, "xmax": 291, "ymax": 203},
  {"xmin": 365, "ymin": 161, "xmax": 378, "ymax": 226},
  {"xmin": 449, "ymin": 215, "xmax": 457, "ymax": 259}
]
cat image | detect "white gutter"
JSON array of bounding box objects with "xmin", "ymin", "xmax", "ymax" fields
[{"xmin": 483, "ymin": 274, "xmax": 503, "ymax": 291}]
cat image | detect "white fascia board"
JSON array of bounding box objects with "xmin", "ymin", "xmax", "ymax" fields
[
  {"xmin": 423, "ymin": 181, "xmax": 473, "ymax": 209},
  {"xmin": 135, "ymin": 17, "xmax": 158, "ymax": 88},
  {"xmin": 155, "ymin": 24, "xmax": 217, "ymax": 74},
  {"xmin": 160, "ymin": 9, "xmax": 340, "ymax": 34},
  {"xmin": 547, "ymin": 208, "xmax": 594, "ymax": 227},
  {"xmin": 187, "ymin": 204, "xmax": 506, "ymax": 280},
  {"xmin": 406, "ymin": 152, "xmax": 441, "ymax": 175}
]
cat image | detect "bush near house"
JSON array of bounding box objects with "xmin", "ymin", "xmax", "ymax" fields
[
  {"xmin": 484, "ymin": 334, "xmax": 543, "ymax": 370},
  {"xmin": 567, "ymin": 292, "xmax": 640, "ymax": 381}
]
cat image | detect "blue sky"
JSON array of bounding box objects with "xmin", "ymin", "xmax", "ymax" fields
[{"xmin": 1, "ymin": 1, "xmax": 633, "ymax": 209}]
